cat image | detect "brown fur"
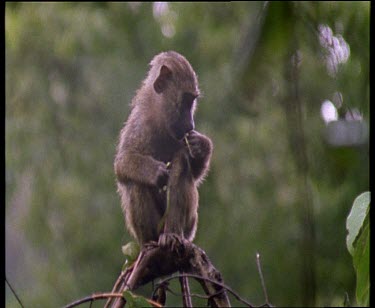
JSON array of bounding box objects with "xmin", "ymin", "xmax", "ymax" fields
[{"xmin": 114, "ymin": 51, "xmax": 212, "ymax": 246}]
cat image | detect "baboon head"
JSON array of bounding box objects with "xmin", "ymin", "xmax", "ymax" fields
[{"xmin": 147, "ymin": 51, "xmax": 200, "ymax": 140}]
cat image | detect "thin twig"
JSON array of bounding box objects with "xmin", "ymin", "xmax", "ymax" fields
[
  {"xmin": 256, "ymin": 253, "xmax": 269, "ymax": 304},
  {"xmin": 111, "ymin": 249, "xmax": 146, "ymax": 308},
  {"xmin": 65, "ymin": 292, "xmax": 162, "ymax": 308},
  {"xmin": 64, "ymin": 293, "xmax": 123, "ymax": 308},
  {"xmin": 156, "ymin": 273, "xmax": 256, "ymax": 307},
  {"xmin": 154, "ymin": 282, "xmax": 225, "ymax": 301},
  {"xmin": 5, "ymin": 277, "xmax": 24, "ymax": 308},
  {"xmin": 104, "ymin": 267, "xmax": 132, "ymax": 307},
  {"xmin": 179, "ymin": 272, "xmax": 193, "ymax": 307},
  {"xmin": 184, "ymin": 134, "xmax": 194, "ymax": 157}
]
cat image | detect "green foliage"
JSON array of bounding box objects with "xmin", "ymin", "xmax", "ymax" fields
[
  {"xmin": 346, "ymin": 192, "xmax": 370, "ymax": 306},
  {"xmin": 122, "ymin": 290, "xmax": 152, "ymax": 308},
  {"xmin": 346, "ymin": 192, "xmax": 370, "ymax": 254},
  {"xmin": 121, "ymin": 241, "xmax": 140, "ymax": 271}
]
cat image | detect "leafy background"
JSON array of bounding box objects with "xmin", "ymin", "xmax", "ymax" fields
[{"xmin": 6, "ymin": 2, "xmax": 369, "ymax": 307}]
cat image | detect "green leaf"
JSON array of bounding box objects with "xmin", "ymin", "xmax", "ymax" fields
[
  {"xmin": 121, "ymin": 241, "xmax": 140, "ymax": 271},
  {"xmin": 123, "ymin": 290, "xmax": 152, "ymax": 308},
  {"xmin": 346, "ymin": 192, "xmax": 370, "ymax": 306},
  {"xmin": 352, "ymin": 213, "xmax": 369, "ymax": 306},
  {"xmin": 346, "ymin": 192, "xmax": 370, "ymax": 255}
]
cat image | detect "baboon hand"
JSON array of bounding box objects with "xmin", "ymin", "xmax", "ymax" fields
[
  {"xmin": 185, "ymin": 130, "xmax": 212, "ymax": 160},
  {"xmin": 155, "ymin": 162, "xmax": 170, "ymax": 188}
]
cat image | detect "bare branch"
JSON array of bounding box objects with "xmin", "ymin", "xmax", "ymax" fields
[
  {"xmin": 6, "ymin": 277, "xmax": 25, "ymax": 308},
  {"xmin": 158, "ymin": 273, "xmax": 255, "ymax": 307},
  {"xmin": 180, "ymin": 272, "xmax": 193, "ymax": 307},
  {"xmin": 64, "ymin": 292, "xmax": 123, "ymax": 308},
  {"xmin": 256, "ymin": 253, "xmax": 269, "ymax": 304},
  {"xmin": 66, "ymin": 242, "xmax": 274, "ymax": 308},
  {"xmin": 108, "ymin": 237, "xmax": 231, "ymax": 307}
]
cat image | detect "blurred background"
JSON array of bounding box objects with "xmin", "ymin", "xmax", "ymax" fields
[{"xmin": 5, "ymin": 2, "xmax": 369, "ymax": 307}]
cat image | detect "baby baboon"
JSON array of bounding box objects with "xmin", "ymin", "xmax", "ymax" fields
[{"xmin": 114, "ymin": 51, "xmax": 212, "ymax": 246}]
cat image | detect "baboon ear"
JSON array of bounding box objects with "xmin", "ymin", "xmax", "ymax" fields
[{"xmin": 154, "ymin": 65, "xmax": 172, "ymax": 93}]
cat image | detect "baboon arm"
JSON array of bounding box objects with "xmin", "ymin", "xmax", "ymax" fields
[
  {"xmin": 115, "ymin": 151, "xmax": 165, "ymax": 187},
  {"xmin": 186, "ymin": 132, "xmax": 212, "ymax": 183},
  {"xmin": 190, "ymin": 156, "xmax": 210, "ymax": 183}
]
